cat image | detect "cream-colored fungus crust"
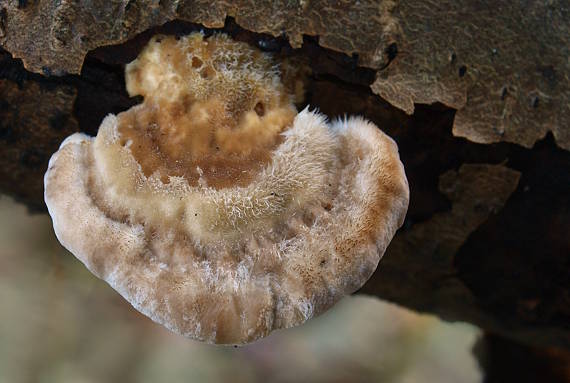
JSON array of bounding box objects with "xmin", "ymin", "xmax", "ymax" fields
[
  {"xmin": 44, "ymin": 33, "xmax": 409, "ymax": 344},
  {"xmin": 123, "ymin": 34, "xmax": 296, "ymax": 188}
]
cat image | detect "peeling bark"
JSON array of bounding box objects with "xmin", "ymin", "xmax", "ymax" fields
[{"xmin": 0, "ymin": 1, "xmax": 567, "ymax": 149}]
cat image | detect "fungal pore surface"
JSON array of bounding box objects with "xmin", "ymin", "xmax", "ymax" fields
[{"xmin": 44, "ymin": 33, "xmax": 409, "ymax": 344}]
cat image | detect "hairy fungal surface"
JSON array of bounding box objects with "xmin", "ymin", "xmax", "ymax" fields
[
  {"xmin": 122, "ymin": 34, "xmax": 296, "ymax": 189},
  {"xmin": 44, "ymin": 33, "xmax": 409, "ymax": 344}
]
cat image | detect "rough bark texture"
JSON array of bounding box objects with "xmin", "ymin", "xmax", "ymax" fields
[
  {"xmin": 0, "ymin": 1, "xmax": 568, "ymax": 150},
  {"xmin": 0, "ymin": 1, "xmax": 568, "ymax": 359}
]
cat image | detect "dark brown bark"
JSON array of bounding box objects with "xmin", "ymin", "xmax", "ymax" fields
[
  {"xmin": 1, "ymin": 1, "xmax": 568, "ymax": 149},
  {"xmin": 474, "ymin": 333, "xmax": 570, "ymax": 383}
]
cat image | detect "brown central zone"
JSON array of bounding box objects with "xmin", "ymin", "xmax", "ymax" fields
[
  {"xmin": 117, "ymin": 99, "xmax": 295, "ymax": 188},
  {"xmin": 118, "ymin": 34, "xmax": 297, "ymax": 188}
]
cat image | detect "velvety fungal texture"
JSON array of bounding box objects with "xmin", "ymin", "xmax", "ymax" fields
[{"xmin": 44, "ymin": 33, "xmax": 410, "ymax": 344}]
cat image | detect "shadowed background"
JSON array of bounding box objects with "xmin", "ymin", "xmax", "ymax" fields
[{"xmin": 0, "ymin": 196, "xmax": 481, "ymax": 383}]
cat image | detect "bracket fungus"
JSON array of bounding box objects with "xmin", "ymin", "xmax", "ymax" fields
[{"xmin": 44, "ymin": 33, "xmax": 409, "ymax": 344}]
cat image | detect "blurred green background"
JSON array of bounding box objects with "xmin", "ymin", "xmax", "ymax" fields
[{"xmin": 0, "ymin": 195, "xmax": 482, "ymax": 383}]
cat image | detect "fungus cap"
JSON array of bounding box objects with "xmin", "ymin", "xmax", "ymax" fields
[{"xmin": 44, "ymin": 33, "xmax": 409, "ymax": 344}]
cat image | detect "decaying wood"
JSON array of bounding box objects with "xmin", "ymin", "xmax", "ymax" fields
[{"xmin": 1, "ymin": 1, "xmax": 568, "ymax": 150}]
